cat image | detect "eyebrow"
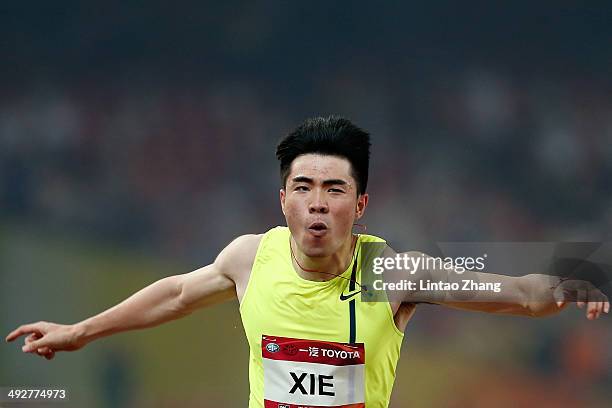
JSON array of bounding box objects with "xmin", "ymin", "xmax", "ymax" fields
[{"xmin": 291, "ymin": 176, "xmax": 348, "ymax": 186}]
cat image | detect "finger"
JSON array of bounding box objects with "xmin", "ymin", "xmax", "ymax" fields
[
  {"xmin": 586, "ymin": 302, "xmax": 597, "ymax": 320},
  {"xmin": 587, "ymin": 301, "xmax": 598, "ymax": 316},
  {"xmin": 594, "ymin": 301, "xmax": 601, "ymax": 319},
  {"xmin": 23, "ymin": 339, "xmax": 47, "ymax": 353},
  {"xmin": 37, "ymin": 346, "xmax": 52, "ymax": 355},
  {"xmin": 598, "ymin": 301, "xmax": 604, "ymax": 317},
  {"xmin": 553, "ymin": 286, "xmax": 565, "ymax": 307},
  {"xmin": 603, "ymin": 294, "xmax": 610, "ymax": 314},
  {"xmin": 553, "ymin": 285, "xmax": 568, "ymax": 308},
  {"xmin": 44, "ymin": 350, "xmax": 55, "ymax": 360},
  {"xmin": 588, "ymin": 300, "xmax": 599, "ymax": 318},
  {"xmin": 6, "ymin": 324, "xmax": 41, "ymax": 342},
  {"xmin": 26, "ymin": 332, "xmax": 42, "ymax": 343},
  {"xmin": 38, "ymin": 347, "xmax": 53, "ymax": 357},
  {"xmin": 576, "ymin": 289, "xmax": 586, "ymax": 308}
]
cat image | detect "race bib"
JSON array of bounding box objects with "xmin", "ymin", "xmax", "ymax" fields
[{"xmin": 262, "ymin": 335, "xmax": 365, "ymax": 408}]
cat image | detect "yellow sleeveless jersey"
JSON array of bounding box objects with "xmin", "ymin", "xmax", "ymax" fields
[{"xmin": 239, "ymin": 226, "xmax": 404, "ymax": 408}]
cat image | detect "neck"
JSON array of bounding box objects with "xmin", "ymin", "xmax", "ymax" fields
[{"xmin": 290, "ymin": 234, "xmax": 357, "ymax": 282}]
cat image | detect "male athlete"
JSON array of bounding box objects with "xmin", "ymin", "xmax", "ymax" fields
[{"xmin": 6, "ymin": 116, "xmax": 610, "ymax": 407}]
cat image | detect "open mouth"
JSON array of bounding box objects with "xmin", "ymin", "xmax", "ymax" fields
[{"xmin": 308, "ymin": 222, "xmax": 328, "ymax": 236}]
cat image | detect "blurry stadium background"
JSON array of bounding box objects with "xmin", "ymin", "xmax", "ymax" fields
[{"xmin": 1, "ymin": 2, "xmax": 611, "ymax": 407}]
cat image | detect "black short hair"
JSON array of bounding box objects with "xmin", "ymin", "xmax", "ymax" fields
[{"xmin": 276, "ymin": 115, "xmax": 371, "ymax": 195}]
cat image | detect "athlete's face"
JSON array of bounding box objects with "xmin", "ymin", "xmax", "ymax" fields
[{"xmin": 280, "ymin": 154, "xmax": 368, "ymax": 257}]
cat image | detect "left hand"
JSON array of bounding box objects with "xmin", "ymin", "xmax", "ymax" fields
[{"xmin": 553, "ymin": 279, "xmax": 610, "ymax": 320}]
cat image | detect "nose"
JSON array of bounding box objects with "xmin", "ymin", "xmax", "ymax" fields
[{"xmin": 309, "ymin": 191, "xmax": 329, "ymax": 213}]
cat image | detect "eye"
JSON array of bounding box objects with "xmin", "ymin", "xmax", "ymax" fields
[
  {"xmin": 295, "ymin": 185, "xmax": 309, "ymax": 191},
  {"xmin": 329, "ymin": 188, "xmax": 345, "ymax": 193}
]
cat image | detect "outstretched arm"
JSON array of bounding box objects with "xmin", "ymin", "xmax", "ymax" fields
[
  {"xmin": 390, "ymin": 250, "xmax": 609, "ymax": 319},
  {"xmin": 5, "ymin": 234, "xmax": 258, "ymax": 359},
  {"xmin": 431, "ymin": 272, "xmax": 609, "ymax": 319}
]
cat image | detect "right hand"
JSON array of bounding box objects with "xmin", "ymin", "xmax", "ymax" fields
[{"xmin": 5, "ymin": 321, "xmax": 86, "ymax": 360}]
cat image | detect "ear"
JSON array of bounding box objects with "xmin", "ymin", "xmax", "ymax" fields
[
  {"xmin": 279, "ymin": 188, "xmax": 286, "ymax": 216},
  {"xmin": 355, "ymin": 193, "xmax": 369, "ymax": 220}
]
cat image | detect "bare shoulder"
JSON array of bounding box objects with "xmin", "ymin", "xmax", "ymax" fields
[
  {"xmin": 215, "ymin": 234, "xmax": 263, "ymax": 283},
  {"xmin": 378, "ymin": 245, "xmax": 420, "ymax": 325}
]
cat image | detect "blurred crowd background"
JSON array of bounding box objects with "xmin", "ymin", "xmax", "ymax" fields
[{"xmin": 1, "ymin": 2, "xmax": 611, "ymax": 407}]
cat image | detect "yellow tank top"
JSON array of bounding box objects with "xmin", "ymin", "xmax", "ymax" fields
[{"xmin": 239, "ymin": 226, "xmax": 404, "ymax": 407}]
